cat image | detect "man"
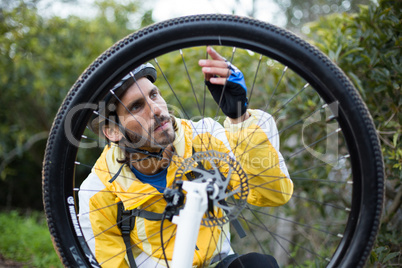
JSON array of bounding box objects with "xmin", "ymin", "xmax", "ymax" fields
[{"xmin": 79, "ymin": 46, "xmax": 293, "ymax": 267}]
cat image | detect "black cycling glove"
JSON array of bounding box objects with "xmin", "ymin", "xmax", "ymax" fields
[{"xmin": 206, "ymin": 62, "xmax": 248, "ymax": 119}]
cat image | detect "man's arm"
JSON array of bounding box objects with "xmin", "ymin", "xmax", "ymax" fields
[
  {"xmin": 198, "ymin": 47, "xmax": 293, "ymax": 206},
  {"xmin": 224, "ymin": 109, "xmax": 293, "ymax": 207}
]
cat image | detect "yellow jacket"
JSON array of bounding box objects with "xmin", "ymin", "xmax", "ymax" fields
[{"xmin": 78, "ymin": 109, "xmax": 293, "ymax": 267}]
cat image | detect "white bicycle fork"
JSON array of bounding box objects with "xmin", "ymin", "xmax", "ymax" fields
[{"xmin": 171, "ymin": 180, "xmax": 217, "ymax": 268}]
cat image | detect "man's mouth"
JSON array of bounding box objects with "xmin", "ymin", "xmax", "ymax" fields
[{"xmin": 155, "ymin": 120, "xmax": 170, "ymax": 132}]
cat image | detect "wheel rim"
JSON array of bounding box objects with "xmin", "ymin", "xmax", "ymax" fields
[{"xmin": 42, "ymin": 14, "xmax": 384, "ymax": 268}]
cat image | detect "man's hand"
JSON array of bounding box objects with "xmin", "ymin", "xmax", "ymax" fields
[{"xmin": 199, "ymin": 46, "xmax": 249, "ymax": 122}]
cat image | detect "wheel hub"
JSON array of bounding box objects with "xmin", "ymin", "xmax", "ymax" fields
[{"xmin": 173, "ymin": 150, "xmax": 249, "ymax": 227}]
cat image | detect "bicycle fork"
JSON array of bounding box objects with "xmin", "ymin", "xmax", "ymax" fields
[{"xmin": 170, "ymin": 180, "xmax": 217, "ymax": 268}]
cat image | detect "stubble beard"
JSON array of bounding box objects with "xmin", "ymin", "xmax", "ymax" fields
[{"xmin": 123, "ymin": 116, "xmax": 175, "ymax": 151}]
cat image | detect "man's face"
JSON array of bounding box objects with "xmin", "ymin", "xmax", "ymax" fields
[{"xmin": 115, "ymin": 77, "xmax": 175, "ymax": 150}]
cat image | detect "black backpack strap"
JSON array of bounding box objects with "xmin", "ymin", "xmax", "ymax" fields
[
  {"xmin": 131, "ymin": 209, "xmax": 164, "ymax": 221},
  {"xmin": 117, "ymin": 201, "xmax": 137, "ymax": 268},
  {"xmin": 117, "ymin": 202, "xmax": 166, "ymax": 267}
]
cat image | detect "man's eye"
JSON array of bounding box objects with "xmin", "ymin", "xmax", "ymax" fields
[
  {"xmin": 131, "ymin": 104, "xmax": 141, "ymax": 111},
  {"xmin": 151, "ymin": 92, "xmax": 158, "ymax": 99}
]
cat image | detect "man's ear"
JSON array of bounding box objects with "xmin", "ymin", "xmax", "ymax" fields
[{"xmin": 102, "ymin": 125, "xmax": 123, "ymax": 142}]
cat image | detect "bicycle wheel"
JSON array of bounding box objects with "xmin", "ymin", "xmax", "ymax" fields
[{"xmin": 42, "ymin": 14, "xmax": 384, "ymax": 268}]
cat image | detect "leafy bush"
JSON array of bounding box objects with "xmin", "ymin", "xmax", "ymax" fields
[
  {"xmin": 306, "ymin": 0, "xmax": 401, "ymax": 266},
  {"xmin": 0, "ymin": 0, "xmax": 149, "ymax": 210},
  {"xmin": 0, "ymin": 210, "xmax": 62, "ymax": 267}
]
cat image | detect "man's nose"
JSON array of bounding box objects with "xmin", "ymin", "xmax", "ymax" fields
[{"xmin": 150, "ymin": 101, "xmax": 162, "ymax": 116}]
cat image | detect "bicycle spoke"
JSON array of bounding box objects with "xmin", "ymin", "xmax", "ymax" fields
[
  {"xmin": 92, "ymin": 109, "xmax": 177, "ymax": 160},
  {"xmin": 180, "ymin": 49, "xmax": 202, "ymax": 116},
  {"xmin": 243, "ymin": 204, "xmax": 301, "ymax": 267},
  {"xmin": 246, "ymin": 54, "xmax": 263, "ymax": 105},
  {"xmin": 74, "ymin": 161, "xmax": 170, "ymax": 193},
  {"xmin": 240, "ymin": 216, "xmax": 330, "ymax": 262},
  {"xmin": 154, "ymin": 56, "xmax": 213, "ymax": 153},
  {"xmin": 239, "ymin": 204, "xmax": 345, "ymax": 237},
  {"xmin": 85, "ymin": 196, "xmax": 166, "ymax": 242},
  {"xmin": 231, "ymin": 80, "xmax": 310, "ymax": 162},
  {"xmin": 211, "ymin": 47, "xmax": 236, "ymax": 120},
  {"xmin": 100, "ymin": 220, "xmax": 177, "ymax": 266}
]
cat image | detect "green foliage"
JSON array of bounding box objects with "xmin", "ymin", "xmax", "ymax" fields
[
  {"xmin": 306, "ymin": 0, "xmax": 401, "ymax": 266},
  {"xmin": 370, "ymin": 246, "xmax": 401, "ymax": 265},
  {"xmin": 0, "ymin": 0, "xmax": 400, "ymax": 265},
  {"xmin": 0, "ymin": 210, "xmax": 62, "ymax": 267},
  {"xmin": 0, "ymin": 0, "xmax": 153, "ymax": 209}
]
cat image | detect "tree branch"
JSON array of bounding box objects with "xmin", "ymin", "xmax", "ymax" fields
[{"xmin": 382, "ymin": 186, "xmax": 402, "ymax": 225}]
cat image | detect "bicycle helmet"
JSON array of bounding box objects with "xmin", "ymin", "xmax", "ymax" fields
[{"xmin": 89, "ymin": 63, "xmax": 157, "ymax": 136}]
